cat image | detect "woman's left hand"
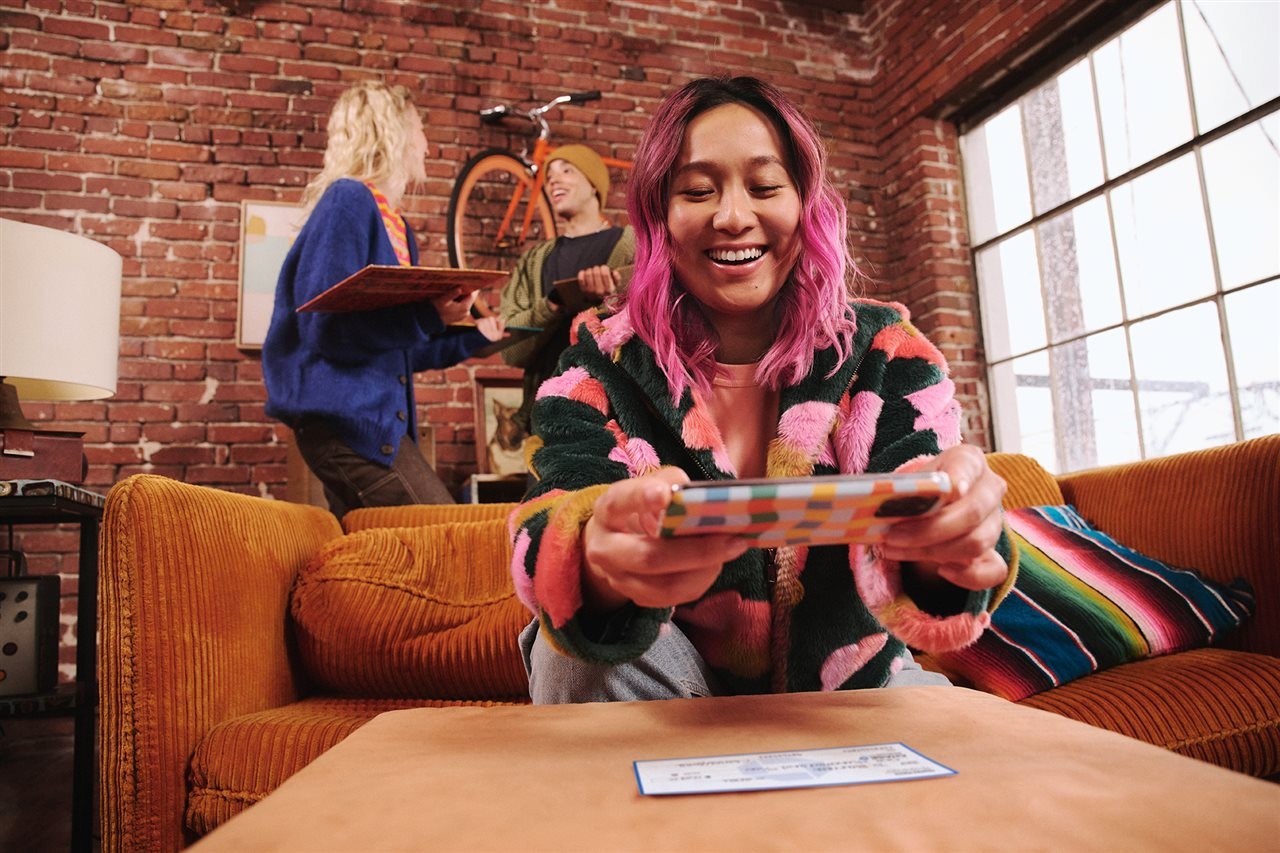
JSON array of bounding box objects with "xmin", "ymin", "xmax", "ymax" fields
[
  {"xmin": 475, "ymin": 315, "xmax": 506, "ymax": 342},
  {"xmin": 878, "ymin": 445, "xmax": 1009, "ymax": 592}
]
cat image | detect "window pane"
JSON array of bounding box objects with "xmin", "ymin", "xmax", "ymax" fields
[
  {"xmin": 1224, "ymin": 280, "xmax": 1280, "ymax": 440},
  {"xmin": 1025, "ymin": 59, "xmax": 1104, "ymax": 215},
  {"xmin": 961, "ymin": 104, "xmax": 1031, "ymax": 244},
  {"xmin": 992, "ymin": 352, "xmax": 1059, "ymax": 472},
  {"xmin": 1046, "ymin": 337, "xmax": 1098, "ymax": 471},
  {"xmin": 976, "ymin": 231, "xmax": 1046, "ymax": 361},
  {"xmin": 1057, "ymin": 60, "xmax": 1106, "ymax": 201},
  {"xmin": 1084, "ymin": 329, "xmax": 1143, "ymax": 467},
  {"xmin": 1202, "ymin": 114, "xmax": 1280, "ymax": 289},
  {"xmin": 1037, "ymin": 197, "xmax": 1123, "ymax": 343},
  {"xmin": 1111, "ymin": 154, "xmax": 1214, "ymax": 318},
  {"xmin": 1094, "ymin": 4, "xmax": 1193, "ymax": 176},
  {"xmin": 1183, "ymin": 0, "xmax": 1280, "ymax": 132},
  {"xmin": 1040, "ymin": 330, "xmax": 1143, "ymax": 472},
  {"xmin": 1130, "ymin": 303, "xmax": 1235, "ymax": 457}
]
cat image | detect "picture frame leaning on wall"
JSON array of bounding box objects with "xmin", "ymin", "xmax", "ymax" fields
[
  {"xmin": 473, "ymin": 375, "xmax": 527, "ymax": 477},
  {"xmin": 238, "ymin": 199, "xmax": 304, "ymax": 350}
]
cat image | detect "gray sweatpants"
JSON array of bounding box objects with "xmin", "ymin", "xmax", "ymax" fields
[{"xmin": 518, "ymin": 618, "xmax": 950, "ymax": 704}]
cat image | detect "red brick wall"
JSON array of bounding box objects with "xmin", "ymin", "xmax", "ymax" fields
[{"xmin": 0, "ymin": 0, "xmax": 1094, "ymax": 679}]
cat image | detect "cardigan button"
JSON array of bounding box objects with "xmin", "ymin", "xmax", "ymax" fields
[
  {"xmin": 380, "ymin": 444, "xmax": 393, "ymax": 455},
  {"xmin": 398, "ymin": 375, "xmax": 407, "ymax": 385},
  {"xmin": 396, "ymin": 410, "xmax": 407, "ymax": 421}
]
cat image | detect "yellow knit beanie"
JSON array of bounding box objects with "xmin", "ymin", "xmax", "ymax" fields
[{"xmin": 545, "ymin": 144, "xmax": 610, "ymax": 207}]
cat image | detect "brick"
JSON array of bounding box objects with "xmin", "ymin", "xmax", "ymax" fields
[
  {"xmin": 110, "ymin": 403, "xmax": 177, "ymax": 422},
  {"xmin": 170, "ymin": 320, "xmax": 237, "ymax": 338},
  {"xmin": 149, "ymin": 446, "xmax": 218, "ymax": 465},
  {"xmin": 13, "ymin": 171, "xmax": 81, "ymax": 191}
]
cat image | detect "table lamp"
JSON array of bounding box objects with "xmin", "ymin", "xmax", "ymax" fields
[{"xmin": 0, "ymin": 218, "xmax": 122, "ymax": 484}]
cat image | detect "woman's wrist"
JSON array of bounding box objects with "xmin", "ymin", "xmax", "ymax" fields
[
  {"xmin": 900, "ymin": 560, "xmax": 968, "ymax": 615},
  {"xmin": 581, "ymin": 555, "xmax": 629, "ymax": 614},
  {"xmin": 581, "ymin": 516, "xmax": 630, "ymax": 614}
]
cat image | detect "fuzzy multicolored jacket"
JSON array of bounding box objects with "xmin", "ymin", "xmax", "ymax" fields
[{"xmin": 509, "ymin": 298, "xmax": 1015, "ymax": 695}]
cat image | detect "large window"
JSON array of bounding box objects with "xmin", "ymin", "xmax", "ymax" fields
[{"xmin": 961, "ymin": 0, "xmax": 1278, "ymax": 473}]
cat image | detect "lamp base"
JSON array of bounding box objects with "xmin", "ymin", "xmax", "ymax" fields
[
  {"xmin": 0, "ymin": 379, "xmax": 87, "ymax": 483},
  {"xmin": 0, "ymin": 428, "xmax": 87, "ymax": 484},
  {"xmin": 0, "ymin": 379, "xmax": 36, "ymax": 430}
]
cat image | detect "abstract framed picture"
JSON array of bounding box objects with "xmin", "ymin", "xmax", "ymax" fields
[
  {"xmin": 473, "ymin": 375, "xmax": 528, "ymax": 476},
  {"xmin": 238, "ymin": 199, "xmax": 303, "ymax": 349}
]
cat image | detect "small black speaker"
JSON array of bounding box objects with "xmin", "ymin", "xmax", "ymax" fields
[{"xmin": 0, "ymin": 575, "xmax": 61, "ymax": 696}]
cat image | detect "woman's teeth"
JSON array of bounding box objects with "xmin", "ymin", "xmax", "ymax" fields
[{"xmin": 708, "ymin": 248, "xmax": 764, "ymax": 264}]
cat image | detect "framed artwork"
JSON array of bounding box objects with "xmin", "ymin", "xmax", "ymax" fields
[
  {"xmin": 474, "ymin": 375, "xmax": 528, "ymax": 476},
  {"xmin": 238, "ymin": 199, "xmax": 304, "ymax": 349}
]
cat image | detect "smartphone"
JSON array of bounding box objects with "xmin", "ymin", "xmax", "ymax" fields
[{"xmin": 658, "ymin": 471, "xmax": 951, "ymax": 547}]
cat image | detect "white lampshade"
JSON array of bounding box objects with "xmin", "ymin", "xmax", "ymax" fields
[{"xmin": 0, "ymin": 218, "xmax": 122, "ymax": 402}]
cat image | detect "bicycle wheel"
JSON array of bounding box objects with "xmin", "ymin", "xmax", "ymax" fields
[{"xmin": 447, "ymin": 148, "xmax": 557, "ymax": 270}]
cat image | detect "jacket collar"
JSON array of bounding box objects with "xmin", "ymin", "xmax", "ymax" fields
[{"xmin": 584, "ymin": 308, "xmax": 860, "ymax": 481}]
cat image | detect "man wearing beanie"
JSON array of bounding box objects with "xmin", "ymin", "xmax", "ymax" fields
[{"xmin": 499, "ymin": 144, "xmax": 635, "ymax": 437}]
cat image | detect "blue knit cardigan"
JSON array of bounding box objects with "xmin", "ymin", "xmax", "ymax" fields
[{"xmin": 263, "ymin": 179, "xmax": 487, "ymax": 464}]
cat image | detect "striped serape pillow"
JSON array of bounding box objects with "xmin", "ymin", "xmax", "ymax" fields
[{"xmin": 934, "ymin": 505, "xmax": 1255, "ymax": 701}]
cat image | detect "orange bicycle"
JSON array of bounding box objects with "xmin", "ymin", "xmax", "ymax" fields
[{"xmin": 447, "ymin": 91, "xmax": 632, "ymax": 271}]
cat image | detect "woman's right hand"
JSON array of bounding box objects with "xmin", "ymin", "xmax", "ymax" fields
[
  {"xmin": 581, "ymin": 467, "xmax": 749, "ymax": 613},
  {"xmin": 577, "ymin": 264, "xmax": 620, "ymax": 303},
  {"xmin": 430, "ymin": 288, "xmax": 475, "ymax": 325}
]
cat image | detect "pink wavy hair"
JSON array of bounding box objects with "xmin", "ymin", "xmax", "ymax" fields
[{"xmin": 620, "ymin": 76, "xmax": 858, "ymax": 403}]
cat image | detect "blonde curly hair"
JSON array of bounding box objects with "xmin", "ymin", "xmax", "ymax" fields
[{"xmin": 301, "ymin": 81, "xmax": 421, "ymax": 212}]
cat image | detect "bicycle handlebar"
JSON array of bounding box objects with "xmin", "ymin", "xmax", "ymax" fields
[
  {"xmin": 478, "ymin": 91, "xmax": 602, "ymax": 122},
  {"xmin": 477, "ymin": 91, "xmax": 605, "ymax": 144},
  {"xmin": 478, "ymin": 104, "xmax": 511, "ymax": 124}
]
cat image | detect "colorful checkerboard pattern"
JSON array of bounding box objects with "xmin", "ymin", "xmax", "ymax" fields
[{"xmin": 659, "ymin": 473, "xmax": 951, "ymax": 547}]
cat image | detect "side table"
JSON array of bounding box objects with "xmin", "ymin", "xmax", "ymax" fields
[{"xmin": 0, "ymin": 479, "xmax": 105, "ymax": 853}]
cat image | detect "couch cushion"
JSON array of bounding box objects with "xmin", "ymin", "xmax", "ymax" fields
[
  {"xmin": 186, "ymin": 696, "xmax": 526, "ymax": 837},
  {"xmin": 1018, "ymin": 649, "xmax": 1280, "ymax": 778},
  {"xmin": 290, "ymin": 521, "xmax": 531, "ymax": 700},
  {"xmin": 986, "ymin": 452, "xmax": 1065, "ymax": 509},
  {"xmin": 931, "ymin": 505, "xmax": 1255, "ymax": 701},
  {"xmin": 343, "ymin": 502, "xmax": 517, "ymax": 532}
]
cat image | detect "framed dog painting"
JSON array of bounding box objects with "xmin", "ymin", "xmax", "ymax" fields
[{"xmin": 473, "ymin": 375, "xmax": 527, "ymax": 476}]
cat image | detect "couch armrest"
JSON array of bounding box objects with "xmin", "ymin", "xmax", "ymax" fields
[
  {"xmin": 1058, "ymin": 435, "xmax": 1280, "ymax": 658},
  {"xmin": 99, "ymin": 474, "xmax": 342, "ymax": 853}
]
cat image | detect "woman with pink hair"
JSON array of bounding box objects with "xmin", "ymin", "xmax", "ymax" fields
[{"xmin": 510, "ymin": 76, "xmax": 1013, "ymax": 702}]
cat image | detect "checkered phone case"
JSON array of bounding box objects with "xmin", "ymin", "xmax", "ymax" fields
[{"xmin": 658, "ymin": 471, "xmax": 951, "ymax": 547}]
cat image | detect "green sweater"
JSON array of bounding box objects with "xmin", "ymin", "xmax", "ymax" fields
[{"xmin": 498, "ymin": 226, "xmax": 635, "ymax": 432}]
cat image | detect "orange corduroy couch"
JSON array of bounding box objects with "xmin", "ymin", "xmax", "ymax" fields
[{"xmin": 98, "ymin": 435, "xmax": 1280, "ymax": 851}]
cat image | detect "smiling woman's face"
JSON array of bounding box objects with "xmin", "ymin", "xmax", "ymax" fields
[{"xmin": 666, "ymin": 102, "xmax": 802, "ymax": 335}]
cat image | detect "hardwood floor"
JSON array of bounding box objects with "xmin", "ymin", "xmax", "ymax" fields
[{"xmin": 0, "ymin": 713, "xmax": 89, "ymax": 852}]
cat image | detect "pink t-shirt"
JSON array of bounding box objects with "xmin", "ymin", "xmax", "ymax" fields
[{"xmin": 707, "ymin": 361, "xmax": 780, "ymax": 479}]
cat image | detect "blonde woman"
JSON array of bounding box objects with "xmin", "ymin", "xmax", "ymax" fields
[{"xmin": 264, "ymin": 81, "xmax": 503, "ymax": 514}]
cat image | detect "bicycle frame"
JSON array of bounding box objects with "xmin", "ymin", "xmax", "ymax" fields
[{"xmin": 480, "ymin": 92, "xmax": 632, "ymax": 247}]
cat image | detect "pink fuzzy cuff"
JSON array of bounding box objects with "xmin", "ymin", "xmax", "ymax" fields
[
  {"xmin": 532, "ymin": 484, "xmax": 610, "ymax": 629},
  {"xmin": 854, "ymin": 550, "xmax": 991, "ymax": 652}
]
